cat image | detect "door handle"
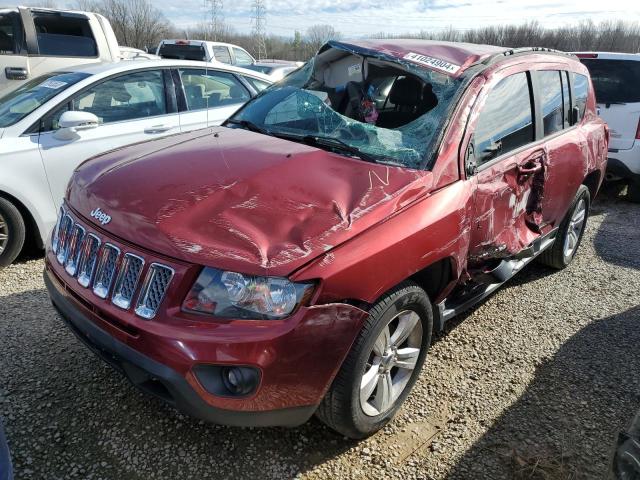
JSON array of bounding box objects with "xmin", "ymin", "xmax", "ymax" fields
[
  {"xmin": 144, "ymin": 124, "xmax": 172, "ymax": 134},
  {"xmin": 5, "ymin": 67, "xmax": 28, "ymax": 80},
  {"xmin": 517, "ymin": 162, "xmax": 543, "ymax": 176}
]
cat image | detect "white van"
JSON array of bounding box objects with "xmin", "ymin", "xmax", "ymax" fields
[
  {"xmin": 157, "ymin": 39, "xmax": 256, "ymax": 66},
  {"xmin": 0, "ymin": 6, "xmax": 119, "ymax": 96},
  {"xmin": 576, "ymin": 52, "xmax": 640, "ymax": 201}
]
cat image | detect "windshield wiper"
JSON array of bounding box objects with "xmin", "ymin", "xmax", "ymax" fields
[
  {"xmin": 224, "ymin": 119, "xmax": 272, "ymax": 136},
  {"xmin": 300, "ymin": 135, "xmax": 379, "ymax": 164}
]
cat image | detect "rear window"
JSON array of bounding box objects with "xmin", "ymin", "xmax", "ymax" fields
[
  {"xmin": 158, "ymin": 43, "xmax": 206, "ymax": 61},
  {"xmin": 537, "ymin": 70, "xmax": 564, "ymax": 137},
  {"xmin": 580, "ymin": 59, "xmax": 640, "ymax": 104},
  {"xmin": 211, "ymin": 46, "xmax": 231, "ymax": 64},
  {"xmin": 0, "ymin": 11, "xmax": 22, "ymax": 54},
  {"xmin": 0, "ymin": 71, "xmax": 89, "ymax": 127},
  {"xmin": 33, "ymin": 12, "xmax": 97, "ymax": 57}
]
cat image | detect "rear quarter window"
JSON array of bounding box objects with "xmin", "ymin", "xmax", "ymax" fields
[
  {"xmin": 580, "ymin": 59, "xmax": 640, "ymax": 104},
  {"xmin": 33, "ymin": 12, "xmax": 97, "ymax": 57}
]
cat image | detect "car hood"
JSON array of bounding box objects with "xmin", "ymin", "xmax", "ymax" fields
[{"xmin": 68, "ymin": 128, "xmax": 434, "ymax": 276}]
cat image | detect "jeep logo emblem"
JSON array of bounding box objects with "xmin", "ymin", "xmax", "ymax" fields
[{"xmin": 90, "ymin": 207, "xmax": 112, "ymax": 226}]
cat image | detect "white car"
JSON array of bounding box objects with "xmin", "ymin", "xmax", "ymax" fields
[
  {"xmin": 576, "ymin": 52, "xmax": 640, "ymax": 201},
  {"xmin": 0, "ymin": 60, "xmax": 272, "ymax": 267}
]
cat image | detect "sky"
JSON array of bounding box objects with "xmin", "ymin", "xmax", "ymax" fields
[{"xmin": 155, "ymin": 0, "xmax": 640, "ymax": 37}]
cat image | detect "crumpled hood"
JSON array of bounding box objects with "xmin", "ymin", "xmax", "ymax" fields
[{"xmin": 68, "ymin": 127, "xmax": 433, "ymax": 276}]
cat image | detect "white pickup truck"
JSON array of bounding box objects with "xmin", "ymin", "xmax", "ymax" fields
[{"xmin": 0, "ymin": 6, "xmax": 119, "ymax": 96}]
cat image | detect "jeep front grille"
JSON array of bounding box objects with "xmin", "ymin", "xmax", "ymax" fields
[
  {"xmin": 112, "ymin": 254, "xmax": 144, "ymax": 310},
  {"xmin": 77, "ymin": 234, "xmax": 101, "ymax": 288},
  {"xmin": 93, "ymin": 243, "xmax": 120, "ymax": 299},
  {"xmin": 135, "ymin": 264, "xmax": 174, "ymax": 319},
  {"xmin": 51, "ymin": 208, "xmax": 174, "ymax": 319},
  {"xmin": 64, "ymin": 224, "xmax": 85, "ymax": 277},
  {"xmin": 55, "ymin": 214, "xmax": 74, "ymax": 265}
]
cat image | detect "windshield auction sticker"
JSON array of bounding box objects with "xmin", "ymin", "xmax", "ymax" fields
[
  {"xmin": 403, "ymin": 53, "xmax": 461, "ymax": 75},
  {"xmin": 39, "ymin": 80, "xmax": 68, "ymax": 89}
]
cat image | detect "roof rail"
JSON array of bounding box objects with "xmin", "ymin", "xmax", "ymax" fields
[{"xmin": 482, "ymin": 47, "xmax": 575, "ymax": 65}]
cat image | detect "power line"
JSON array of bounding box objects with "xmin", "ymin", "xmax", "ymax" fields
[
  {"xmin": 204, "ymin": 0, "xmax": 224, "ymax": 41},
  {"xmin": 251, "ymin": 0, "xmax": 267, "ymax": 59}
]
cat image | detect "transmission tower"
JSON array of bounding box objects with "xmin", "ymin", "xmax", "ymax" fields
[
  {"xmin": 204, "ymin": 0, "xmax": 224, "ymax": 41},
  {"xmin": 252, "ymin": 0, "xmax": 267, "ymax": 60}
]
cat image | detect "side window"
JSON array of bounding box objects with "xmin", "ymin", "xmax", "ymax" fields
[
  {"xmin": 537, "ymin": 70, "xmax": 564, "ymax": 137},
  {"xmin": 71, "ymin": 70, "xmax": 167, "ymax": 124},
  {"xmin": 211, "ymin": 46, "xmax": 231, "ymax": 64},
  {"xmin": 243, "ymin": 76, "xmax": 270, "ymax": 92},
  {"xmin": 33, "ymin": 13, "xmax": 97, "ymax": 57},
  {"xmin": 474, "ymin": 72, "xmax": 534, "ymax": 165},
  {"xmin": 233, "ymin": 47, "xmax": 253, "ymax": 66},
  {"xmin": 179, "ymin": 69, "xmax": 250, "ymax": 111},
  {"xmin": 0, "ymin": 12, "xmax": 21, "ymax": 54},
  {"xmin": 571, "ymin": 72, "xmax": 589, "ymax": 123},
  {"xmin": 562, "ymin": 71, "xmax": 571, "ymax": 128}
]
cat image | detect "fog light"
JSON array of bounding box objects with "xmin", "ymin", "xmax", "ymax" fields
[
  {"xmin": 222, "ymin": 366, "xmax": 259, "ymax": 396},
  {"xmin": 193, "ymin": 364, "xmax": 260, "ymax": 398}
]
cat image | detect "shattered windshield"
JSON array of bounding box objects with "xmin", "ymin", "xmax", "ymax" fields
[{"xmin": 228, "ymin": 44, "xmax": 463, "ymax": 169}]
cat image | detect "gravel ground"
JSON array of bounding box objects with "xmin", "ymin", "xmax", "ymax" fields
[{"xmin": 1, "ymin": 189, "xmax": 639, "ymax": 480}]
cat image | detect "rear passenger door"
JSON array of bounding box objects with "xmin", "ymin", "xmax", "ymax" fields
[
  {"xmin": 532, "ymin": 69, "xmax": 587, "ymax": 224},
  {"xmin": 176, "ymin": 68, "xmax": 252, "ymax": 132},
  {"xmin": 38, "ymin": 69, "xmax": 179, "ymax": 208},
  {"xmin": 466, "ymin": 70, "xmax": 549, "ymax": 263}
]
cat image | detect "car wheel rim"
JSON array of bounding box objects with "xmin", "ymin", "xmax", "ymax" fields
[
  {"xmin": 563, "ymin": 198, "xmax": 586, "ymax": 259},
  {"xmin": 0, "ymin": 213, "xmax": 8, "ymax": 256},
  {"xmin": 360, "ymin": 310, "xmax": 423, "ymax": 417}
]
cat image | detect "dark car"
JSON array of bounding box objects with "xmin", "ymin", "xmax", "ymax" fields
[{"xmin": 45, "ymin": 40, "xmax": 608, "ymax": 439}]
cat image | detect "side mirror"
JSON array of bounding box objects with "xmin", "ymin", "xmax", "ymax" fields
[
  {"xmin": 54, "ymin": 111, "xmax": 100, "ymax": 141},
  {"xmin": 465, "ymin": 136, "xmax": 477, "ymax": 176}
]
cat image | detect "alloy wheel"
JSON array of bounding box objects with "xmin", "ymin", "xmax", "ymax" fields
[
  {"xmin": 563, "ymin": 198, "xmax": 586, "ymax": 259},
  {"xmin": 360, "ymin": 310, "xmax": 423, "ymax": 417},
  {"xmin": 0, "ymin": 213, "xmax": 8, "ymax": 256}
]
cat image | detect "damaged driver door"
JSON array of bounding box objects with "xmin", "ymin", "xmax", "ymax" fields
[{"xmin": 466, "ymin": 71, "xmax": 548, "ymax": 267}]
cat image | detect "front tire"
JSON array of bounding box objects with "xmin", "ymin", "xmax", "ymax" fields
[
  {"xmin": 0, "ymin": 198, "xmax": 26, "ymax": 268},
  {"xmin": 537, "ymin": 185, "xmax": 590, "ymax": 270},
  {"xmin": 316, "ymin": 282, "xmax": 433, "ymax": 439}
]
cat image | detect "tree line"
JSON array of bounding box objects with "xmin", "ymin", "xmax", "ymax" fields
[{"xmin": 26, "ymin": 1, "xmax": 640, "ymax": 59}]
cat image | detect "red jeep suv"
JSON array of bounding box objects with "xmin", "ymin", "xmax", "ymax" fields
[{"xmin": 44, "ymin": 40, "xmax": 608, "ymax": 438}]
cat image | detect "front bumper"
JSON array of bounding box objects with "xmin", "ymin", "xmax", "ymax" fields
[{"xmin": 45, "ymin": 265, "xmax": 368, "ymax": 427}]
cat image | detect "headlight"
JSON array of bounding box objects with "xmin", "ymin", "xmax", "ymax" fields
[{"xmin": 182, "ymin": 267, "xmax": 315, "ymax": 320}]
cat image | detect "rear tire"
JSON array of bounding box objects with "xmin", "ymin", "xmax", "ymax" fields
[
  {"xmin": 316, "ymin": 282, "xmax": 433, "ymax": 439},
  {"xmin": 0, "ymin": 198, "xmax": 26, "ymax": 268},
  {"xmin": 537, "ymin": 185, "xmax": 590, "ymax": 270}
]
